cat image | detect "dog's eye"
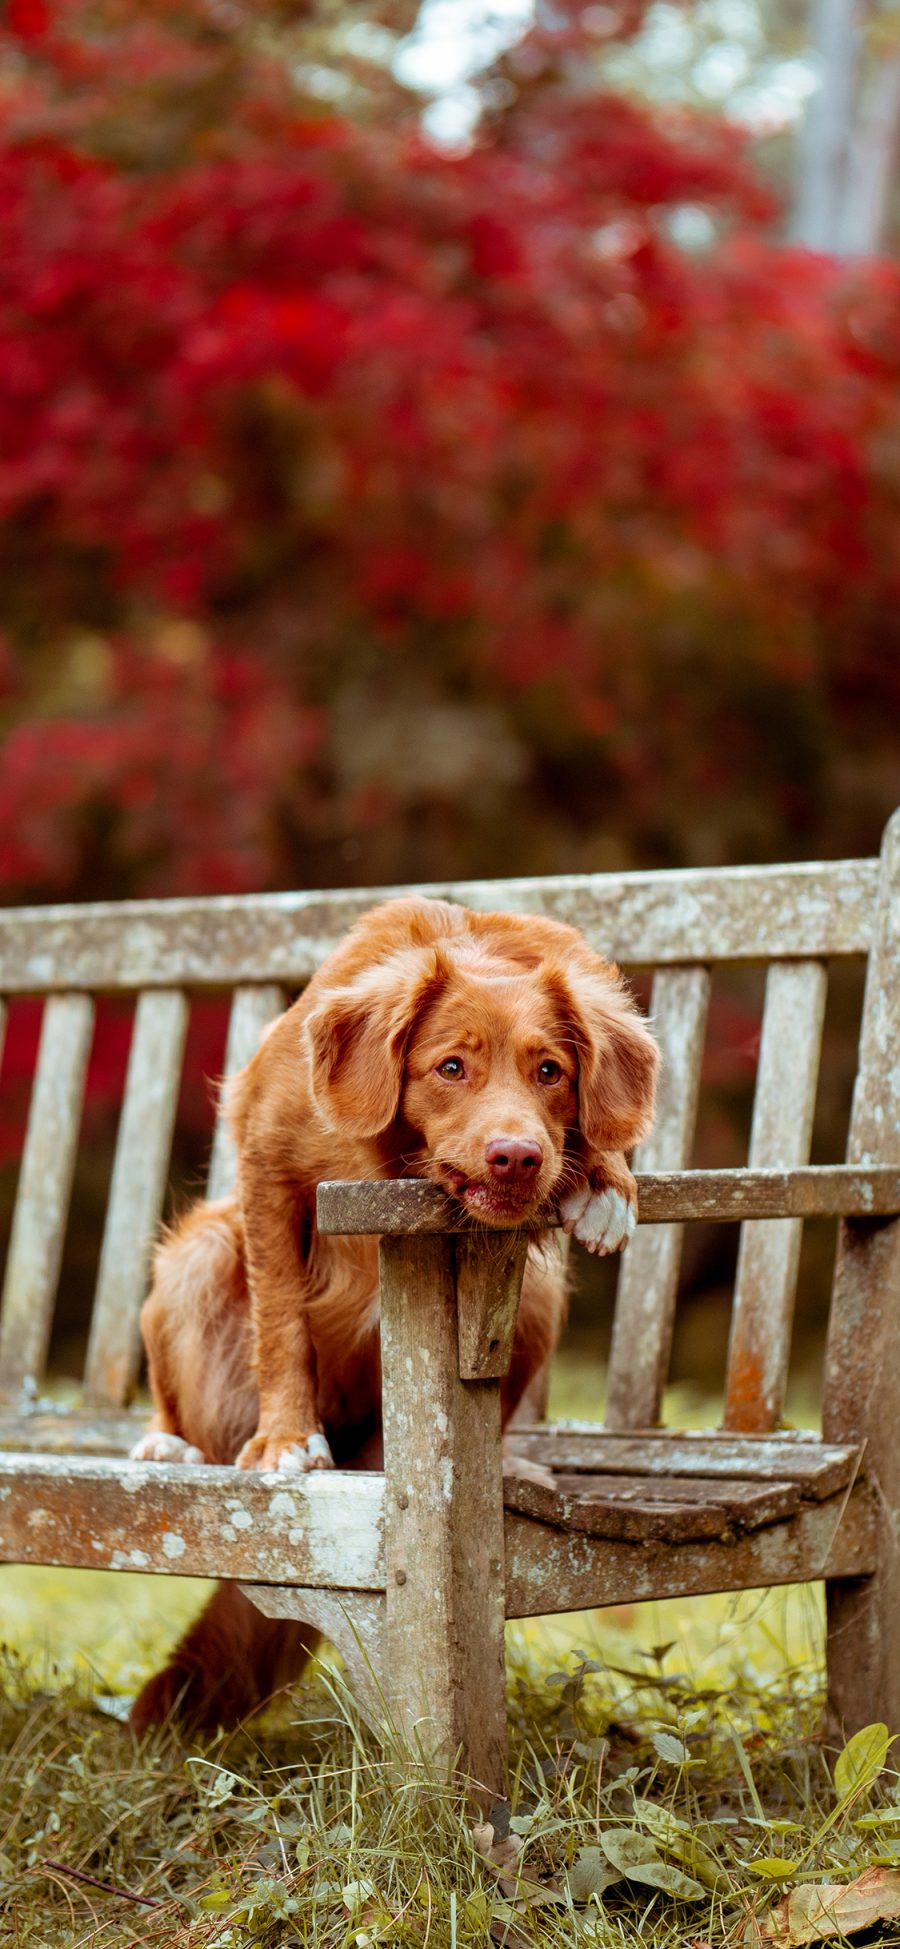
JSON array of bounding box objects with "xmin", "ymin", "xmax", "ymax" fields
[
  {"xmin": 538, "ymin": 1059, "xmax": 562, "ymax": 1084},
  {"xmin": 436, "ymin": 1057, "xmax": 465, "ymax": 1081}
]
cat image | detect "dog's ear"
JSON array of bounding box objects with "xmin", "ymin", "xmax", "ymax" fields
[
  {"xmin": 305, "ymin": 948, "xmax": 445, "ymax": 1139},
  {"xmin": 554, "ymin": 964, "xmax": 659, "ymax": 1155}
]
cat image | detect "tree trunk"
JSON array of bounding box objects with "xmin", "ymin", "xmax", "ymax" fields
[{"xmin": 792, "ymin": 0, "xmax": 861, "ymax": 251}]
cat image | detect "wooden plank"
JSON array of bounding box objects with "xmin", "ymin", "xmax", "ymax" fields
[
  {"xmin": 506, "ymin": 1427, "xmax": 860, "ymax": 1499},
  {"xmin": 725, "ymin": 961, "xmax": 827, "ymax": 1432},
  {"xmin": 0, "ymin": 1407, "xmax": 143, "ymax": 1455},
  {"xmin": 84, "ymin": 990, "xmax": 189, "ymax": 1407},
  {"xmin": 316, "ymin": 1166, "xmax": 900, "ymax": 1235},
  {"xmin": 824, "ymin": 808, "xmax": 900, "ymax": 1736},
  {"xmin": 606, "ymin": 966, "xmax": 710, "ymax": 1428},
  {"xmin": 0, "ymin": 1454, "xmax": 385, "ymax": 1587},
  {"xmin": 206, "ymin": 984, "xmax": 286, "ymax": 1200},
  {"xmin": 0, "ymin": 857, "xmax": 877, "ymax": 992},
  {"xmin": 503, "ymin": 1471, "xmax": 800, "ymax": 1541},
  {"xmin": 505, "ymin": 1482, "xmax": 877, "ymax": 1616},
  {"xmin": 456, "ymin": 1231, "xmax": 528, "ymax": 1379},
  {"xmin": 0, "ymin": 994, "xmax": 94, "ymax": 1401},
  {"xmin": 380, "ymin": 1234, "xmax": 508, "ymax": 1795}
]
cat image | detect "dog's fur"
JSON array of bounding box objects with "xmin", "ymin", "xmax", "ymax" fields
[{"xmin": 130, "ymin": 896, "xmax": 658, "ymax": 1732}]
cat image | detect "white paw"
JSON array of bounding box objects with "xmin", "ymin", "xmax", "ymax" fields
[
  {"xmin": 276, "ymin": 1432, "xmax": 334, "ymax": 1473},
  {"xmin": 559, "ymin": 1184, "xmax": 637, "ymax": 1255},
  {"xmin": 129, "ymin": 1432, "xmax": 206, "ymax": 1465}
]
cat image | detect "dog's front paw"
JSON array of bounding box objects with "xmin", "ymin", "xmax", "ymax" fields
[
  {"xmin": 236, "ymin": 1430, "xmax": 334, "ymax": 1473},
  {"xmin": 559, "ymin": 1179, "xmax": 637, "ymax": 1256},
  {"xmin": 130, "ymin": 1431, "xmax": 207, "ymax": 1464}
]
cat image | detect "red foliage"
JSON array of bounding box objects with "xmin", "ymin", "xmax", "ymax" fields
[{"xmin": 0, "ymin": 0, "xmax": 898, "ymax": 917}]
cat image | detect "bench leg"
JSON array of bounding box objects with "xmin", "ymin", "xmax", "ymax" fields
[
  {"xmin": 379, "ymin": 1235, "xmax": 508, "ymax": 1801},
  {"xmin": 824, "ymin": 1216, "xmax": 900, "ymax": 1737},
  {"xmin": 823, "ymin": 814, "xmax": 900, "ymax": 1740}
]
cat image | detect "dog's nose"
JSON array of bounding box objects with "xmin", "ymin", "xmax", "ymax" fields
[{"xmin": 484, "ymin": 1136, "xmax": 543, "ymax": 1182}]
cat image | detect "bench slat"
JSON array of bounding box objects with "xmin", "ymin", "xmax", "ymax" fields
[
  {"xmin": 606, "ymin": 966, "xmax": 710, "ymax": 1429},
  {"xmin": 0, "ymin": 994, "xmax": 94, "ymax": 1401},
  {"xmin": 504, "ymin": 1469, "xmax": 801, "ymax": 1540},
  {"xmin": 506, "ymin": 1426, "xmax": 860, "ymax": 1498},
  {"xmin": 0, "ymin": 1453, "xmax": 385, "ymax": 1588},
  {"xmin": 206, "ymin": 984, "xmax": 286, "ymax": 1201},
  {"xmin": 0, "ymin": 1407, "xmax": 142, "ymax": 1455},
  {"xmin": 84, "ymin": 990, "xmax": 189, "ymax": 1407},
  {"xmin": 316, "ymin": 1166, "xmax": 900, "ymax": 1233},
  {"xmin": 724, "ymin": 961, "xmax": 827, "ymax": 1432},
  {"xmin": 0, "ymin": 856, "xmax": 877, "ymax": 992}
]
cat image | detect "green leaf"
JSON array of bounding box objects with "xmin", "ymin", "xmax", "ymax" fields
[
  {"xmin": 464, "ymin": 1889, "xmax": 489, "ymax": 1931},
  {"xmin": 631, "ymin": 1797, "xmax": 726, "ymax": 1890},
  {"xmin": 652, "ymin": 1730, "xmax": 689, "ymax": 1765},
  {"xmin": 342, "ymin": 1876, "xmax": 377, "ymax": 1911},
  {"xmin": 834, "ymin": 1723, "xmax": 894, "ymax": 1804},
  {"xmin": 748, "ymin": 1855, "xmax": 799, "ymax": 1878},
  {"xmin": 600, "ymin": 1829, "xmax": 706, "ymax": 1900},
  {"xmin": 567, "ymin": 1845, "xmax": 623, "ymax": 1903}
]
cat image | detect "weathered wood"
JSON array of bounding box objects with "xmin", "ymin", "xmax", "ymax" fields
[
  {"xmin": 206, "ymin": 984, "xmax": 286, "ymax": 1200},
  {"xmin": 606, "ymin": 966, "xmax": 711, "ymax": 1428},
  {"xmin": 725, "ymin": 961, "xmax": 827, "ymax": 1433},
  {"xmin": 506, "ymin": 1426, "xmax": 860, "ymax": 1499},
  {"xmin": 0, "ymin": 1454, "xmax": 385, "ymax": 1587},
  {"xmin": 456, "ymin": 1231, "xmax": 529, "ymax": 1379},
  {"xmin": 240, "ymin": 1585, "xmax": 386, "ymax": 1728},
  {"xmin": 505, "ymin": 1483, "xmax": 877, "ymax": 1616},
  {"xmin": 0, "ymin": 994, "xmax": 94, "ymax": 1401},
  {"xmin": 84, "ymin": 990, "xmax": 189, "ymax": 1407},
  {"xmin": 317, "ymin": 1166, "xmax": 900, "ymax": 1236},
  {"xmin": 0, "ymin": 856, "xmax": 877, "ymax": 994},
  {"xmin": 823, "ymin": 809, "xmax": 900, "ymax": 1737},
  {"xmin": 0, "ymin": 1407, "xmax": 144, "ymax": 1455},
  {"xmin": 503, "ymin": 1470, "xmax": 801, "ymax": 1541},
  {"xmin": 380, "ymin": 1234, "xmax": 508, "ymax": 1794}
]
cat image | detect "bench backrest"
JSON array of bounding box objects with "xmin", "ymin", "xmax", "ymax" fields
[{"xmin": 0, "ymin": 825, "xmax": 895, "ymax": 1434}]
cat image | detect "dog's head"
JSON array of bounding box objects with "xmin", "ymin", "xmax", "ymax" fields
[{"xmin": 305, "ymin": 910, "xmax": 658, "ymax": 1227}]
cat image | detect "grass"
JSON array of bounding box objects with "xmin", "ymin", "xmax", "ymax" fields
[{"xmin": 2, "ymin": 1373, "xmax": 899, "ymax": 1946}]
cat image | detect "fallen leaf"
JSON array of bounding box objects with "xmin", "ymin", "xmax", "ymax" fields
[
  {"xmin": 472, "ymin": 1822, "xmax": 494, "ymax": 1858},
  {"xmin": 762, "ymin": 1866, "xmax": 900, "ymax": 1943}
]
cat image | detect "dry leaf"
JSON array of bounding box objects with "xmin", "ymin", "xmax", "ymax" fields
[
  {"xmin": 762, "ymin": 1866, "xmax": 900, "ymax": 1943},
  {"xmin": 471, "ymin": 1818, "xmax": 525, "ymax": 1892}
]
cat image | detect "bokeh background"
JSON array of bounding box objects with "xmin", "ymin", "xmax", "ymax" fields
[{"xmin": 1, "ymin": 0, "xmax": 899, "ymax": 1402}]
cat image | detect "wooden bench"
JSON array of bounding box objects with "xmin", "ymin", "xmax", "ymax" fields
[{"xmin": 2, "ymin": 812, "xmax": 900, "ymax": 1795}]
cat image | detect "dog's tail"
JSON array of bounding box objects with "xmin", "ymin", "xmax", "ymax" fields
[{"xmin": 130, "ymin": 1581, "xmax": 319, "ymax": 1735}]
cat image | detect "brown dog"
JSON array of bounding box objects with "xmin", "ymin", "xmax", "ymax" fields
[{"xmin": 129, "ymin": 896, "xmax": 658, "ymax": 1730}]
